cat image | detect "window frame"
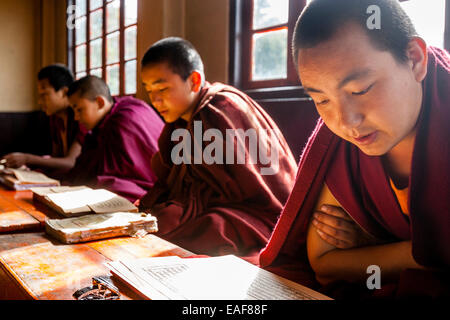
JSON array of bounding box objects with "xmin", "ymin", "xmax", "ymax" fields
[
  {"xmin": 67, "ymin": 0, "xmax": 138, "ymax": 97},
  {"xmin": 230, "ymin": 0, "xmax": 307, "ymax": 91},
  {"xmin": 230, "ymin": 0, "xmax": 450, "ymax": 102},
  {"xmin": 400, "ymin": 0, "xmax": 450, "ymax": 52}
]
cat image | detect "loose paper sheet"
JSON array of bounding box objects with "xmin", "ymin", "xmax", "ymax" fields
[{"xmin": 106, "ymin": 255, "xmax": 332, "ymax": 300}]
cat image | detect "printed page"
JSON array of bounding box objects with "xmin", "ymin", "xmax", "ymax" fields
[
  {"xmin": 106, "ymin": 257, "xmax": 186, "ymax": 300},
  {"xmin": 106, "ymin": 255, "xmax": 332, "ymax": 300},
  {"xmin": 12, "ymin": 169, "xmax": 59, "ymax": 184},
  {"xmin": 89, "ymin": 195, "xmax": 137, "ymax": 213},
  {"xmin": 46, "ymin": 189, "xmax": 118, "ymax": 212}
]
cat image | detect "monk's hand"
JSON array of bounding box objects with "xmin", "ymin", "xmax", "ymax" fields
[
  {"xmin": 2, "ymin": 153, "xmax": 29, "ymax": 168},
  {"xmin": 312, "ymin": 205, "xmax": 377, "ymax": 249}
]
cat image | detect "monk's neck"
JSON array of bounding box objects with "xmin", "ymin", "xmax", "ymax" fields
[
  {"xmin": 181, "ymin": 90, "xmax": 203, "ymax": 122},
  {"xmin": 383, "ymin": 130, "xmax": 417, "ymax": 189}
]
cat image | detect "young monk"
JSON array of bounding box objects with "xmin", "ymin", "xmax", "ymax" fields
[
  {"xmin": 65, "ymin": 75, "xmax": 164, "ymax": 202},
  {"xmin": 2, "ymin": 64, "xmax": 86, "ymax": 175},
  {"xmin": 259, "ymin": 0, "xmax": 450, "ymax": 298},
  {"xmin": 139, "ymin": 37, "xmax": 297, "ymax": 258}
]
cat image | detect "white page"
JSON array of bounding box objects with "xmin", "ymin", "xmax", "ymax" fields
[
  {"xmin": 12, "ymin": 169, "xmax": 59, "ymax": 184},
  {"xmin": 88, "ymin": 195, "xmax": 137, "ymax": 213},
  {"xmin": 107, "ymin": 255, "xmax": 332, "ymax": 300},
  {"xmin": 46, "ymin": 189, "xmax": 118, "ymax": 211},
  {"xmin": 107, "ymin": 257, "xmax": 186, "ymax": 300}
]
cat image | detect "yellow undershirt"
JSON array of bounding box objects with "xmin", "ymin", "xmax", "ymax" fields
[{"xmin": 389, "ymin": 178, "xmax": 409, "ymax": 216}]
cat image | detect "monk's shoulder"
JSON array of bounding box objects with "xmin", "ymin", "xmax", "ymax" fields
[
  {"xmin": 109, "ymin": 97, "xmax": 161, "ymax": 127},
  {"xmin": 211, "ymin": 85, "xmax": 254, "ymax": 111},
  {"xmin": 200, "ymin": 85, "xmax": 258, "ymax": 127}
]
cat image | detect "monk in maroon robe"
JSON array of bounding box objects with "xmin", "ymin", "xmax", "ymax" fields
[
  {"xmin": 65, "ymin": 76, "xmax": 164, "ymax": 202},
  {"xmin": 3, "ymin": 64, "xmax": 86, "ymax": 176},
  {"xmin": 139, "ymin": 37, "xmax": 297, "ymax": 258},
  {"xmin": 260, "ymin": 0, "xmax": 450, "ymax": 299}
]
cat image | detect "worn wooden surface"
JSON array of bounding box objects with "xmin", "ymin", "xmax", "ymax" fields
[
  {"xmin": 0, "ymin": 186, "xmax": 194, "ymax": 300},
  {"xmin": 0, "ymin": 187, "xmax": 60, "ymax": 233},
  {"xmin": 0, "ymin": 232, "xmax": 193, "ymax": 300}
]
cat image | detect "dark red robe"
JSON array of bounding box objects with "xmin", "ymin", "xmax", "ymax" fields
[
  {"xmin": 65, "ymin": 96, "xmax": 164, "ymax": 202},
  {"xmin": 49, "ymin": 107, "xmax": 87, "ymax": 158},
  {"xmin": 139, "ymin": 82, "xmax": 298, "ymax": 259},
  {"xmin": 259, "ymin": 47, "xmax": 450, "ymax": 299}
]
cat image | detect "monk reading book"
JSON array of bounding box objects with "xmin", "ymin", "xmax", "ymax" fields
[
  {"xmin": 2, "ymin": 64, "xmax": 86, "ymax": 176},
  {"xmin": 65, "ymin": 76, "xmax": 164, "ymax": 202},
  {"xmin": 139, "ymin": 37, "xmax": 298, "ymax": 259},
  {"xmin": 259, "ymin": 0, "xmax": 450, "ymax": 299}
]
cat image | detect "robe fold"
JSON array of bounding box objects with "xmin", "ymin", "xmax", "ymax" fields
[
  {"xmin": 259, "ymin": 47, "xmax": 450, "ymax": 298},
  {"xmin": 65, "ymin": 96, "xmax": 164, "ymax": 202},
  {"xmin": 139, "ymin": 82, "xmax": 298, "ymax": 258}
]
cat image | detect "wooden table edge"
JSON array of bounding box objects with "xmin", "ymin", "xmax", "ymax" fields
[{"xmin": 0, "ymin": 256, "xmax": 39, "ymax": 300}]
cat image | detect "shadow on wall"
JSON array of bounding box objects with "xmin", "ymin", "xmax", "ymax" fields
[
  {"xmin": 0, "ymin": 112, "xmax": 52, "ymax": 157},
  {"xmin": 259, "ymin": 100, "xmax": 319, "ymax": 162}
]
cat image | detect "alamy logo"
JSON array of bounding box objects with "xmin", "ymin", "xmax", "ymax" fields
[
  {"xmin": 170, "ymin": 121, "xmax": 280, "ymax": 175},
  {"xmin": 366, "ymin": 265, "xmax": 381, "ymax": 290},
  {"xmin": 66, "ymin": 5, "xmax": 78, "ymax": 30},
  {"xmin": 366, "ymin": 5, "xmax": 381, "ymax": 30}
]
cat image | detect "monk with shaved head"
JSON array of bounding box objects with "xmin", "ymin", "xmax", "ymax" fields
[{"xmin": 65, "ymin": 75, "xmax": 164, "ymax": 202}]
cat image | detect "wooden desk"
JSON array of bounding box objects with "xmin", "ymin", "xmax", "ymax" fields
[
  {"xmin": 0, "ymin": 187, "xmax": 194, "ymax": 300},
  {"xmin": 0, "ymin": 232, "xmax": 193, "ymax": 300},
  {"xmin": 0, "ymin": 187, "xmax": 60, "ymax": 233}
]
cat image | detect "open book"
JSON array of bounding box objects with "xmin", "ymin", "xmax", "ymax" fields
[
  {"xmin": 32, "ymin": 186, "xmax": 138, "ymax": 217},
  {"xmin": 106, "ymin": 255, "xmax": 332, "ymax": 300},
  {"xmin": 0, "ymin": 168, "xmax": 60, "ymax": 190},
  {"xmin": 45, "ymin": 211, "xmax": 158, "ymax": 244}
]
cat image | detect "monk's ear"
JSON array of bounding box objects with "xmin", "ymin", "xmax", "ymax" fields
[
  {"xmin": 61, "ymin": 86, "xmax": 69, "ymax": 97},
  {"xmin": 406, "ymin": 37, "xmax": 428, "ymax": 83},
  {"xmin": 189, "ymin": 71, "xmax": 202, "ymax": 93},
  {"xmin": 95, "ymin": 95, "xmax": 106, "ymax": 110}
]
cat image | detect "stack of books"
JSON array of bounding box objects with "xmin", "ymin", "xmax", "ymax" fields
[
  {"xmin": 31, "ymin": 186, "xmax": 158, "ymax": 244},
  {"xmin": 45, "ymin": 211, "xmax": 158, "ymax": 244},
  {"xmin": 0, "ymin": 168, "xmax": 60, "ymax": 190}
]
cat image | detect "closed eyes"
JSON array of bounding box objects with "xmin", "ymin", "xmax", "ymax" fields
[{"xmin": 352, "ymin": 84, "xmax": 374, "ymax": 96}]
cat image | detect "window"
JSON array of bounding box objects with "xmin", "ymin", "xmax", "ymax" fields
[
  {"xmin": 230, "ymin": 0, "xmax": 312, "ymax": 90},
  {"xmin": 68, "ymin": 0, "xmax": 138, "ymax": 96},
  {"xmin": 400, "ymin": 0, "xmax": 447, "ymax": 49},
  {"xmin": 231, "ymin": 0, "xmax": 449, "ymax": 92}
]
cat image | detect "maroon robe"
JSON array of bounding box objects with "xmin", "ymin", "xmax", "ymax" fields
[
  {"xmin": 259, "ymin": 47, "xmax": 450, "ymax": 298},
  {"xmin": 65, "ymin": 96, "xmax": 164, "ymax": 202},
  {"xmin": 139, "ymin": 82, "xmax": 298, "ymax": 259},
  {"xmin": 49, "ymin": 107, "xmax": 87, "ymax": 158}
]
